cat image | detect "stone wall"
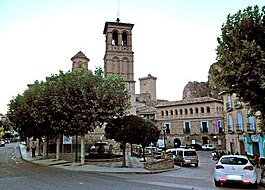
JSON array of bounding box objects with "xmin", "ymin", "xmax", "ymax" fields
[{"xmin": 144, "ymin": 158, "xmax": 174, "ymax": 170}]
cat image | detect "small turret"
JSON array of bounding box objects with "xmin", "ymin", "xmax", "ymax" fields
[{"xmin": 71, "ymin": 51, "xmax": 89, "ymax": 71}]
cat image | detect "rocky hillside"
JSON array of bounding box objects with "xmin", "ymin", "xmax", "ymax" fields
[{"xmin": 182, "ymin": 81, "xmax": 219, "ymax": 100}]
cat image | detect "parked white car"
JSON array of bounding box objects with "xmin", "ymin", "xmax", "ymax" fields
[
  {"xmin": 166, "ymin": 148, "xmax": 183, "ymax": 158},
  {"xmin": 0, "ymin": 140, "xmax": 5, "ymax": 147},
  {"xmin": 145, "ymin": 147, "xmax": 161, "ymax": 154},
  {"xmin": 202, "ymin": 144, "xmax": 215, "ymax": 151},
  {"xmin": 213, "ymin": 155, "xmax": 257, "ymax": 188}
]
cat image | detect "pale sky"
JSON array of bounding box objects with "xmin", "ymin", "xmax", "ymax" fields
[{"xmin": 0, "ymin": 0, "xmax": 264, "ymax": 114}]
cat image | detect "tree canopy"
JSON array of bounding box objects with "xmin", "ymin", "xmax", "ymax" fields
[
  {"xmin": 105, "ymin": 115, "xmax": 159, "ymax": 147},
  {"xmin": 210, "ymin": 5, "xmax": 265, "ymax": 130},
  {"xmin": 105, "ymin": 115, "xmax": 160, "ymax": 164},
  {"xmin": 8, "ymin": 68, "xmax": 131, "ymax": 139}
]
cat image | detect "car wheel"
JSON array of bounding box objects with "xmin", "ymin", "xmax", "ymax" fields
[
  {"xmin": 194, "ymin": 163, "xmax": 198, "ymax": 167},
  {"xmin": 214, "ymin": 180, "xmax": 221, "ymax": 187}
]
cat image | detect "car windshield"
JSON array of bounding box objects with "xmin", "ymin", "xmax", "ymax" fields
[
  {"xmin": 220, "ymin": 157, "xmax": 248, "ymax": 165},
  {"xmin": 184, "ymin": 151, "xmax": 197, "ymax": 156}
]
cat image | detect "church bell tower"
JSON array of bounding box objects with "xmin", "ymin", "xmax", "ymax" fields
[{"xmin": 103, "ymin": 19, "xmax": 136, "ymax": 114}]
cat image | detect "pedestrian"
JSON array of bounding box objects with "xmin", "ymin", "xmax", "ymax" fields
[
  {"xmin": 31, "ymin": 142, "xmax": 36, "ymax": 157},
  {"xmin": 253, "ymin": 154, "xmax": 260, "ymax": 167}
]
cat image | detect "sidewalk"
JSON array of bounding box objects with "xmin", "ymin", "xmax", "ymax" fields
[{"xmin": 19, "ymin": 144, "xmax": 178, "ymax": 174}]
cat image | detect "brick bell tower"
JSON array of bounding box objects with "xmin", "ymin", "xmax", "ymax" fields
[{"xmin": 103, "ymin": 19, "xmax": 136, "ymax": 114}]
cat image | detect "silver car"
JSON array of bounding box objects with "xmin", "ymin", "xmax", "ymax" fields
[
  {"xmin": 174, "ymin": 148, "xmax": 199, "ymax": 167},
  {"xmin": 213, "ymin": 155, "xmax": 257, "ymax": 188}
]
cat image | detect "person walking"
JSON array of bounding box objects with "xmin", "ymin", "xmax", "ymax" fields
[
  {"xmin": 31, "ymin": 142, "xmax": 36, "ymax": 157},
  {"xmin": 253, "ymin": 154, "xmax": 260, "ymax": 167}
]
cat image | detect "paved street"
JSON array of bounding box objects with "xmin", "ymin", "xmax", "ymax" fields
[
  {"xmin": 111, "ymin": 151, "xmax": 265, "ymax": 190},
  {"xmin": 1, "ymin": 143, "xmax": 265, "ymax": 190}
]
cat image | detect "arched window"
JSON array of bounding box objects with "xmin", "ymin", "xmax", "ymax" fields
[
  {"xmin": 190, "ymin": 108, "xmax": 193, "ymax": 114},
  {"xmin": 201, "ymin": 107, "xmax": 204, "ymax": 113},
  {"xmin": 166, "ymin": 110, "xmax": 169, "ymax": 116},
  {"xmin": 112, "ymin": 31, "xmax": 118, "ymax": 45},
  {"xmin": 180, "ymin": 109, "xmax": 183, "ymax": 115},
  {"xmin": 122, "ymin": 32, "xmax": 127, "ymax": 46},
  {"xmin": 161, "ymin": 111, "xmax": 164, "ymax": 116},
  {"xmin": 175, "ymin": 109, "xmax": 178, "ymax": 115},
  {"xmin": 195, "ymin": 107, "xmax": 199, "ymax": 114},
  {"xmin": 207, "ymin": 106, "xmax": 210, "ymax": 113},
  {"xmin": 170, "ymin": 110, "xmax": 173, "ymax": 115},
  {"xmin": 185, "ymin": 109, "xmax": 188, "ymax": 114}
]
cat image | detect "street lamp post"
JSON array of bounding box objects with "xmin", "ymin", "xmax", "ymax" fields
[{"xmin": 162, "ymin": 124, "xmax": 167, "ymax": 150}]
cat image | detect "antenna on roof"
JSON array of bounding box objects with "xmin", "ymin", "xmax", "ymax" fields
[{"xmin": 116, "ymin": 0, "xmax": 120, "ymax": 23}]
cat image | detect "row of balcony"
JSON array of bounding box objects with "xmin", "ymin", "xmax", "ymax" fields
[
  {"xmin": 181, "ymin": 128, "xmax": 223, "ymax": 134},
  {"xmin": 226, "ymin": 99, "xmax": 242, "ymax": 111},
  {"xmin": 227, "ymin": 123, "xmax": 255, "ymax": 134}
]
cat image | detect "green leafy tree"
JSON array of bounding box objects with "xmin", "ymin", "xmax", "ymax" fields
[
  {"xmin": 210, "ymin": 5, "xmax": 265, "ymax": 130},
  {"xmin": 8, "ymin": 68, "xmax": 130, "ymax": 160},
  {"xmin": 105, "ymin": 115, "xmax": 160, "ymax": 165},
  {"xmin": 105, "ymin": 116, "xmax": 128, "ymax": 167},
  {"xmin": 1, "ymin": 119, "xmax": 11, "ymax": 131},
  {"xmin": 8, "ymin": 93, "xmax": 39, "ymax": 140},
  {"xmin": 105, "ymin": 115, "xmax": 143, "ymax": 166},
  {"xmin": 137, "ymin": 120, "xmax": 160, "ymax": 161}
]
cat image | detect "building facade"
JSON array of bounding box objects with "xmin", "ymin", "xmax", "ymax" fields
[
  {"xmin": 155, "ymin": 97, "xmax": 225, "ymax": 149},
  {"xmin": 221, "ymin": 92, "xmax": 265, "ymax": 157}
]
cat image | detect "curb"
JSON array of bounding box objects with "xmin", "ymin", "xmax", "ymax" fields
[{"xmin": 18, "ymin": 144, "xmax": 179, "ymax": 174}]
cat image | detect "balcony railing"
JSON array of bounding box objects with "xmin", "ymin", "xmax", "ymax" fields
[
  {"xmin": 246, "ymin": 123, "xmax": 255, "ymax": 133},
  {"xmin": 235, "ymin": 124, "xmax": 243, "ymax": 133},
  {"xmin": 200, "ymin": 129, "xmax": 209, "ymax": 133},
  {"xmin": 218, "ymin": 128, "xmax": 224, "ymax": 133},
  {"xmin": 226, "ymin": 102, "xmax": 232, "ymax": 111},
  {"xmin": 234, "ymin": 100, "xmax": 242, "ymax": 109},
  {"xmin": 183, "ymin": 129, "xmax": 191, "ymax": 134},
  {"xmin": 227, "ymin": 125, "xmax": 234, "ymax": 133}
]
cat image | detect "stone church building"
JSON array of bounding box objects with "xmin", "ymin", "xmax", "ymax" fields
[{"xmin": 70, "ymin": 18, "xmax": 226, "ymax": 150}]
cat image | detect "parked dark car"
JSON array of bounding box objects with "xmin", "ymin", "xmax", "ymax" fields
[{"xmin": 187, "ymin": 144, "xmax": 202, "ymax": 151}]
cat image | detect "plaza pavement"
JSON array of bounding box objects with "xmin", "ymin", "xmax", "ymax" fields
[{"xmin": 19, "ymin": 144, "xmax": 179, "ymax": 174}]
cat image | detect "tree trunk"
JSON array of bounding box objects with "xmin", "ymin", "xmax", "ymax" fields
[
  {"xmin": 130, "ymin": 143, "xmax": 133, "ymax": 156},
  {"xmin": 75, "ymin": 134, "xmax": 78, "ymax": 163},
  {"xmin": 142, "ymin": 146, "xmax": 146, "ymax": 162},
  {"xmin": 46, "ymin": 135, "xmax": 49, "ymax": 158},
  {"xmin": 42, "ymin": 140, "xmax": 47, "ymax": 159},
  {"xmin": 38, "ymin": 136, "xmax": 42, "ymax": 156},
  {"xmin": 80, "ymin": 135, "xmax": 85, "ymax": 165},
  {"xmin": 56, "ymin": 137, "xmax": 60, "ymax": 160},
  {"xmin": 121, "ymin": 143, "xmax": 126, "ymax": 167}
]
